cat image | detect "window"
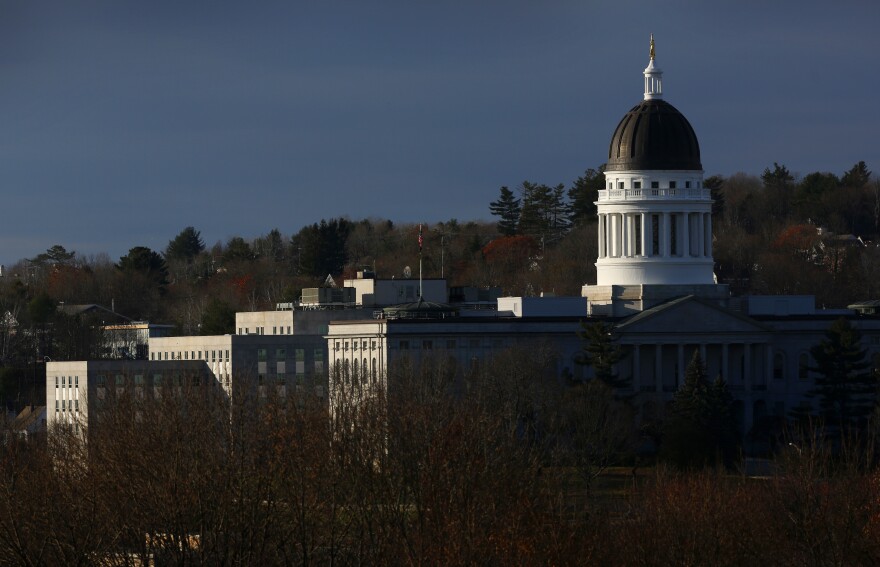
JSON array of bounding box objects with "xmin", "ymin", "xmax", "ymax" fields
[
  {"xmin": 134, "ymin": 375, "xmax": 144, "ymax": 385},
  {"xmin": 400, "ymin": 340, "xmax": 410, "ymax": 350},
  {"xmin": 669, "ymin": 181, "xmax": 676, "ymax": 189},
  {"xmin": 422, "ymin": 340, "xmax": 433, "ymax": 350},
  {"xmin": 153, "ymin": 374, "xmax": 163, "ymax": 385},
  {"xmin": 75, "ymin": 376, "xmax": 78, "ymax": 387},
  {"xmin": 276, "ymin": 348, "xmax": 286, "ymax": 358},
  {"xmin": 225, "ymin": 350, "xmax": 229, "ymax": 360},
  {"xmin": 617, "ymin": 181, "xmax": 624, "ymax": 189},
  {"xmin": 258, "ymin": 349, "xmax": 267, "ymax": 362},
  {"xmin": 115, "ymin": 375, "xmax": 125, "ymax": 386},
  {"xmin": 273, "ymin": 326, "xmax": 277, "ymax": 334},
  {"xmin": 634, "ymin": 181, "xmax": 641, "ymax": 189},
  {"xmin": 314, "ymin": 348, "xmax": 323, "ymax": 359},
  {"xmin": 651, "ymin": 181, "xmax": 659, "ymax": 189},
  {"xmin": 62, "ymin": 376, "xmax": 66, "ymax": 386},
  {"xmin": 685, "ymin": 181, "xmax": 691, "ymax": 188},
  {"xmin": 97, "ymin": 375, "xmax": 106, "ymax": 386},
  {"xmin": 296, "ymin": 349, "xmax": 305, "ymax": 361},
  {"xmin": 55, "ymin": 377, "xmax": 58, "ymax": 387},
  {"xmin": 287, "ymin": 326, "xmax": 292, "ymax": 334}
]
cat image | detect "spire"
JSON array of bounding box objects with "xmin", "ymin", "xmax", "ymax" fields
[{"xmin": 644, "ymin": 34, "xmax": 662, "ymax": 100}]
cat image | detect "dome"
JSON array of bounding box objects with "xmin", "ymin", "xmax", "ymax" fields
[{"xmin": 606, "ymin": 99, "xmax": 701, "ymax": 172}]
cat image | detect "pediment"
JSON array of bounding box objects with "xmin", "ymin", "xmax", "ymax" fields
[{"xmin": 615, "ymin": 296, "xmax": 769, "ymax": 337}]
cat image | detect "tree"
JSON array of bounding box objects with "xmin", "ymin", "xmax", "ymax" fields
[
  {"xmin": 568, "ymin": 167, "xmax": 604, "ymax": 226},
  {"xmin": 574, "ymin": 321, "xmax": 625, "ymax": 389},
  {"xmin": 661, "ymin": 351, "xmax": 737, "ymax": 470},
  {"xmin": 703, "ymin": 174, "xmax": 725, "ymax": 218},
  {"xmin": 762, "ymin": 162, "xmax": 795, "ymax": 221},
  {"xmin": 518, "ymin": 181, "xmax": 552, "ymax": 238},
  {"xmin": 841, "ymin": 161, "xmax": 871, "ymax": 188},
  {"xmin": 200, "ymin": 299, "xmax": 235, "ymax": 335},
  {"xmin": 165, "ymin": 226, "xmax": 205, "ymax": 263},
  {"xmin": 117, "ymin": 246, "xmax": 170, "ymax": 293},
  {"xmin": 489, "ymin": 186, "xmax": 521, "ymax": 236},
  {"xmin": 807, "ymin": 318, "xmax": 877, "ymax": 428},
  {"xmin": 30, "ymin": 244, "xmax": 76, "ymax": 267},
  {"xmin": 291, "ymin": 218, "xmax": 351, "ymax": 278}
]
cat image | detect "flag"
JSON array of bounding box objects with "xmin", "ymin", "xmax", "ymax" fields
[{"xmin": 418, "ymin": 224, "xmax": 423, "ymax": 252}]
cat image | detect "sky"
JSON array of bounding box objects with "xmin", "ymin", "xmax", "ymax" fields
[{"xmin": 0, "ymin": 0, "xmax": 878, "ymax": 265}]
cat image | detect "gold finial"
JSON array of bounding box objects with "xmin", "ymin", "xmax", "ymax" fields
[{"xmin": 649, "ymin": 34, "xmax": 655, "ymax": 60}]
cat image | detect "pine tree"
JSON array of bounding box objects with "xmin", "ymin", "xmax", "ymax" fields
[
  {"xmin": 574, "ymin": 321, "xmax": 626, "ymax": 389},
  {"xmin": 568, "ymin": 167, "xmax": 605, "ymax": 226},
  {"xmin": 165, "ymin": 227, "xmax": 205, "ymax": 263},
  {"xmin": 518, "ymin": 181, "xmax": 552, "ymax": 237},
  {"xmin": 660, "ymin": 351, "xmax": 737, "ymax": 469},
  {"xmin": 488, "ymin": 186, "xmax": 521, "ymax": 236},
  {"xmin": 808, "ymin": 318, "xmax": 877, "ymax": 428},
  {"xmin": 841, "ymin": 160, "xmax": 871, "ymax": 188}
]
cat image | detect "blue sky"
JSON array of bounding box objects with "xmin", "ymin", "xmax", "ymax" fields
[{"xmin": 0, "ymin": 1, "xmax": 877, "ymax": 264}]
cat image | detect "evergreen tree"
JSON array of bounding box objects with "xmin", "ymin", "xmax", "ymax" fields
[
  {"xmin": 841, "ymin": 160, "xmax": 871, "ymax": 188},
  {"xmin": 568, "ymin": 167, "xmax": 605, "ymax": 226},
  {"xmin": 518, "ymin": 181, "xmax": 552, "ymax": 238},
  {"xmin": 761, "ymin": 162, "xmax": 795, "ymax": 221},
  {"xmin": 574, "ymin": 321, "xmax": 626, "ymax": 389},
  {"xmin": 489, "ymin": 186, "xmax": 521, "ymax": 236},
  {"xmin": 703, "ymin": 174, "xmax": 725, "ymax": 219},
  {"xmin": 165, "ymin": 227, "xmax": 205, "ymax": 263},
  {"xmin": 807, "ymin": 317, "xmax": 877, "ymax": 428},
  {"xmin": 30, "ymin": 245, "xmax": 76, "ymax": 267},
  {"xmin": 661, "ymin": 351, "xmax": 738, "ymax": 470},
  {"xmin": 117, "ymin": 246, "xmax": 169, "ymax": 293}
]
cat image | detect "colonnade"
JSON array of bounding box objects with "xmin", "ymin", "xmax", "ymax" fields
[{"xmin": 597, "ymin": 211, "xmax": 712, "ymax": 259}]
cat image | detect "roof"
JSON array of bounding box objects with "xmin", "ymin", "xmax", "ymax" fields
[
  {"xmin": 606, "ymin": 99, "xmax": 702, "ymax": 172},
  {"xmin": 58, "ymin": 304, "xmax": 131, "ymax": 321}
]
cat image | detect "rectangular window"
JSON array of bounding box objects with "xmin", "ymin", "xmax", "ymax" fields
[
  {"xmin": 55, "ymin": 377, "xmax": 58, "ymax": 387},
  {"xmin": 287, "ymin": 326, "xmax": 292, "ymax": 334},
  {"xmin": 273, "ymin": 326, "xmax": 277, "ymax": 334},
  {"xmin": 62, "ymin": 376, "xmax": 66, "ymax": 386},
  {"xmin": 685, "ymin": 181, "xmax": 691, "ymax": 188},
  {"xmin": 153, "ymin": 374, "xmax": 163, "ymax": 385},
  {"xmin": 134, "ymin": 375, "xmax": 144, "ymax": 385},
  {"xmin": 296, "ymin": 349, "xmax": 305, "ymax": 361},
  {"xmin": 669, "ymin": 181, "xmax": 676, "ymax": 189},
  {"xmin": 258, "ymin": 349, "xmax": 267, "ymax": 362},
  {"xmin": 422, "ymin": 340, "xmax": 433, "ymax": 350},
  {"xmin": 651, "ymin": 181, "xmax": 659, "ymax": 189},
  {"xmin": 115, "ymin": 375, "xmax": 125, "ymax": 386},
  {"xmin": 75, "ymin": 376, "xmax": 78, "ymax": 387},
  {"xmin": 314, "ymin": 348, "xmax": 323, "ymax": 359},
  {"xmin": 276, "ymin": 348, "xmax": 286, "ymax": 358},
  {"xmin": 97, "ymin": 375, "xmax": 106, "ymax": 386},
  {"xmin": 634, "ymin": 181, "xmax": 641, "ymax": 189},
  {"xmin": 225, "ymin": 350, "xmax": 229, "ymax": 360}
]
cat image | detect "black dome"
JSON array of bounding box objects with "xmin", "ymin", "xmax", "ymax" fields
[{"xmin": 606, "ymin": 99, "xmax": 701, "ymax": 172}]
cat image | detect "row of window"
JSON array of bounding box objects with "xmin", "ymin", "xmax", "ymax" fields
[
  {"xmin": 239, "ymin": 325, "xmax": 293, "ymax": 335},
  {"xmin": 609, "ymin": 180, "xmax": 700, "ymax": 190},
  {"xmin": 257, "ymin": 348, "xmax": 322, "ymax": 361},
  {"xmin": 151, "ymin": 349, "xmax": 230, "ymax": 362},
  {"xmin": 55, "ymin": 399, "xmax": 79, "ymax": 412},
  {"xmin": 55, "ymin": 376, "xmax": 79, "ymax": 388}
]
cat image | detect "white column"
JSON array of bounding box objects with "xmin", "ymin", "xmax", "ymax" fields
[
  {"xmin": 621, "ymin": 214, "xmax": 629, "ymax": 257},
  {"xmin": 705, "ymin": 213, "xmax": 713, "ymax": 258},
  {"xmin": 662, "ymin": 213, "xmax": 670, "ymax": 257},
  {"xmin": 643, "ymin": 213, "xmax": 652, "ymax": 257},
  {"xmin": 609, "ymin": 214, "xmax": 618, "ymax": 257},
  {"xmin": 615, "ymin": 213, "xmax": 623, "ymax": 257},
  {"xmin": 682, "ymin": 212, "xmax": 690, "ymax": 257},
  {"xmin": 697, "ymin": 213, "xmax": 704, "ymax": 257},
  {"xmin": 598, "ymin": 214, "xmax": 605, "ymax": 258}
]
